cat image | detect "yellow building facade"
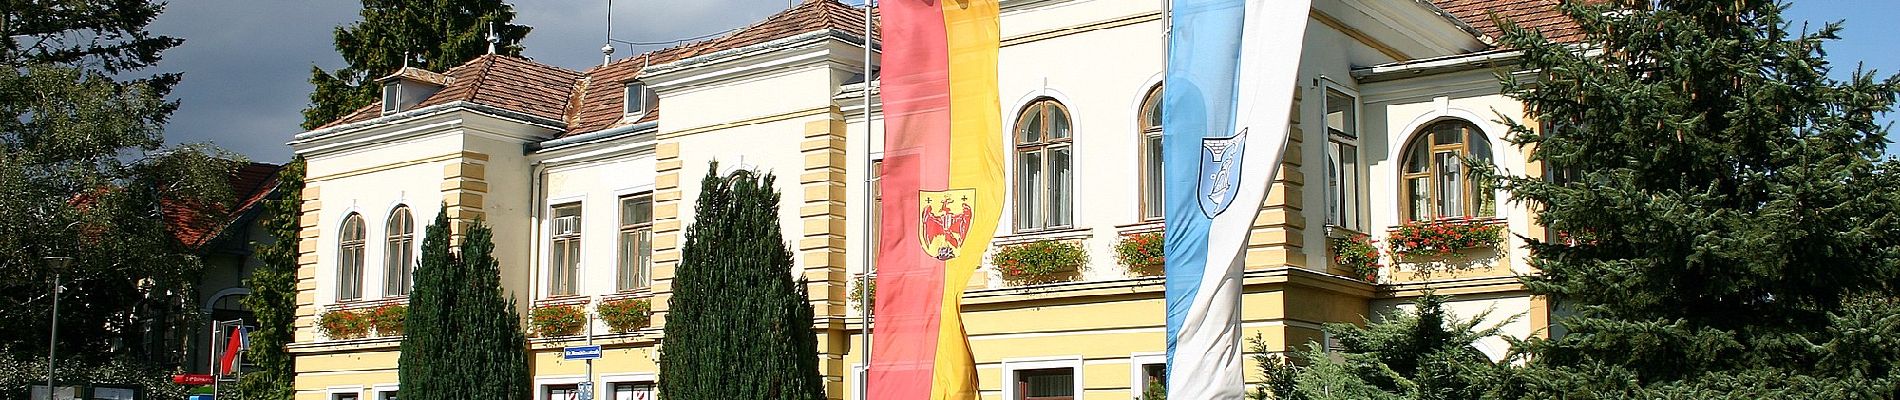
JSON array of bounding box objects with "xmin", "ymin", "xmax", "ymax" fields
[{"xmin": 286, "ymin": 1, "xmax": 1571, "ymax": 399}]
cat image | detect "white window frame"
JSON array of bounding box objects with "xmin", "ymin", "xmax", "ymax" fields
[
  {"xmin": 381, "ymin": 83, "xmax": 400, "ymax": 114},
  {"xmin": 1013, "ymin": 99, "xmax": 1076, "ymax": 232},
  {"xmin": 372, "ymin": 383, "xmax": 399, "ymax": 400},
  {"xmin": 1128, "ymin": 353, "xmax": 1167, "ymax": 399},
  {"xmin": 1001, "ymin": 356, "xmax": 1083, "ymax": 400},
  {"xmin": 533, "ymin": 375, "xmax": 587, "ymax": 400},
  {"xmin": 337, "ymin": 213, "xmax": 367, "ymax": 302},
  {"xmin": 616, "ymin": 193, "xmax": 654, "ymax": 291},
  {"xmin": 547, "ymin": 201, "xmax": 584, "ymax": 297},
  {"xmin": 601, "ymin": 372, "xmax": 658, "ymax": 400},
  {"xmin": 383, "ymin": 205, "xmax": 415, "ymax": 298},
  {"xmin": 623, "ymin": 81, "xmax": 650, "ymax": 116},
  {"xmin": 1320, "ymin": 82, "xmax": 1366, "ymax": 233},
  {"xmin": 848, "ymin": 363, "xmax": 866, "ymax": 400},
  {"xmin": 1137, "ymin": 85, "xmax": 1165, "ymax": 222},
  {"xmin": 327, "ymin": 386, "xmax": 363, "ymax": 400}
]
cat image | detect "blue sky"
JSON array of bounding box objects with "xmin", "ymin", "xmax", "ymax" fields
[{"xmin": 148, "ymin": 1, "xmax": 1900, "ymax": 162}]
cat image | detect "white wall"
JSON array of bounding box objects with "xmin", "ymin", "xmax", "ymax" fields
[
  {"xmin": 305, "ymin": 128, "xmax": 458, "ymax": 307},
  {"xmin": 536, "ymin": 153, "xmax": 658, "ymax": 300}
]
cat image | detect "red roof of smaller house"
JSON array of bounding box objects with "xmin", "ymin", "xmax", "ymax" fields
[
  {"xmin": 1433, "ymin": 0, "xmax": 1588, "ymax": 44},
  {"xmin": 163, "ymin": 162, "xmax": 283, "ymax": 249}
]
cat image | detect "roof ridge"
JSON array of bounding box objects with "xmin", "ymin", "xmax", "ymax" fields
[
  {"xmin": 462, "ymin": 55, "xmax": 500, "ymax": 108},
  {"xmin": 565, "ymin": 75, "xmax": 592, "ymax": 127}
]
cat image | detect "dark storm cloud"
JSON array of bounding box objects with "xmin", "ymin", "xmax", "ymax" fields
[{"xmin": 152, "ymin": 0, "xmax": 802, "ymax": 163}]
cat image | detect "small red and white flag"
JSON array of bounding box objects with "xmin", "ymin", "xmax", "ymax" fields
[{"xmin": 217, "ymin": 326, "xmax": 248, "ymax": 375}]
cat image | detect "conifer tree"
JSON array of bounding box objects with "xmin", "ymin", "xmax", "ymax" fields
[
  {"xmin": 1484, "ymin": 0, "xmax": 1900, "ymax": 396},
  {"xmin": 1254, "ymin": 296, "xmax": 1510, "ymax": 400},
  {"xmin": 659, "ymin": 164, "xmax": 824, "ymax": 400},
  {"xmin": 303, "ymin": 0, "xmax": 530, "ymax": 129},
  {"xmin": 398, "ymin": 208, "xmax": 529, "ymax": 400},
  {"xmin": 234, "ymin": 158, "xmax": 306, "ymax": 400}
]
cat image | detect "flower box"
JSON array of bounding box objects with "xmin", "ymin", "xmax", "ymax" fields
[
  {"xmin": 319, "ymin": 308, "xmax": 372, "ymax": 340},
  {"xmin": 1114, "ymin": 231, "xmax": 1165, "ymax": 276},
  {"xmin": 1387, "ymin": 217, "xmax": 1504, "ymax": 258},
  {"xmin": 595, "ymin": 298, "xmax": 651, "ymax": 334},
  {"xmin": 992, "ymin": 239, "xmax": 1089, "ymax": 285},
  {"xmin": 529, "ymin": 304, "xmax": 587, "ymax": 338},
  {"xmin": 1329, "ymin": 233, "xmax": 1383, "ymax": 283},
  {"xmin": 369, "ymin": 304, "xmax": 407, "ymax": 337}
]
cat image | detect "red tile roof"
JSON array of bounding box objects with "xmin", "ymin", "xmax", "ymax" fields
[
  {"xmin": 311, "ymin": 0, "xmax": 877, "ymax": 138},
  {"xmin": 1434, "ymin": 0, "xmax": 1588, "ymax": 44},
  {"xmin": 165, "ymin": 162, "xmax": 283, "ymax": 249}
]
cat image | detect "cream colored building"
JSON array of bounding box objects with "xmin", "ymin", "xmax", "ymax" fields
[{"xmin": 285, "ymin": 0, "xmax": 1578, "ymax": 399}]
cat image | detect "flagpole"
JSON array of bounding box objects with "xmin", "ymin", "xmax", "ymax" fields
[{"xmin": 856, "ymin": 0, "xmax": 876, "ymax": 399}]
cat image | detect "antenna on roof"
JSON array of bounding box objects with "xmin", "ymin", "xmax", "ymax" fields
[
  {"xmin": 602, "ymin": 0, "xmax": 616, "ymax": 65},
  {"xmin": 486, "ymin": 22, "xmax": 500, "ymax": 55}
]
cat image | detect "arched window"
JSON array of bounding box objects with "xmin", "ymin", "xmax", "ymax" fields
[
  {"xmin": 1138, "ymin": 86, "xmax": 1164, "ymax": 222},
  {"xmin": 384, "ymin": 206, "xmax": 414, "ymax": 297},
  {"xmin": 1400, "ymin": 119, "xmax": 1495, "ymax": 222},
  {"xmin": 338, "ymin": 213, "xmax": 366, "ymax": 301},
  {"xmin": 1015, "ymin": 98, "xmax": 1074, "ymax": 231}
]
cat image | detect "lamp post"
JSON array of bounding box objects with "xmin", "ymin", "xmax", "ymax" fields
[{"xmin": 44, "ymin": 256, "xmax": 70, "ymax": 400}]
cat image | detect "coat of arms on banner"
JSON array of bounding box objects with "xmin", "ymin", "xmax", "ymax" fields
[
  {"xmin": 919, "ymin": 189, "xmax": 975, "ymax": 261},
  {"xmin": 1198, "ymin": 128, "xmax": 1248, "ymax": 218}
]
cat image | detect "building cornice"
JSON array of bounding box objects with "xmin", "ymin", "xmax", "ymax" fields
[
  {"xmin": 290, "ymin": 101, "xmax": 565, "ymax": 148},
  {"xmin": 1351, "ymin": 49, "xmax": 1523, "ymax": 83},
  {"xmin": 641, "ymin": 29, "xmax": 870, "ymax": 81}
]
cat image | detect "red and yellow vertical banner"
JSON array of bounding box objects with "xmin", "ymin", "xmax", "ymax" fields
[{"xmin": 871, "ymin": 0, "xmax": 1001, "ymax": 398}]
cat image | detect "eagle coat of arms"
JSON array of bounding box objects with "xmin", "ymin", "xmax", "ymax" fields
[{"xmin": 919, "ymin": 189, "xmax": 975, "ymax": 261}]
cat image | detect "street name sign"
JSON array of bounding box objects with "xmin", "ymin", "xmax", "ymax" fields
[{"xmin": 563, "ymin": 345, "xmax": 603, "ymax": 360}]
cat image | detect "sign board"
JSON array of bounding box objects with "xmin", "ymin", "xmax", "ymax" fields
[
  {"xmin": 562, "ymin": 345, "xmax": 602, "ymax": 360},
  {"xmin": 577, "ymin": 382, "xmax": 594, "ymax": 400},
  {"xmin": 173, "ymin": 374, "xmax": 216, "ymax": 385},
  {"xmin": 92, "ymin": 386, "xmax": 137, "ymax": 400},
  {"xmin": 28, "ymin": 385, "xmax": 81, "ymax": 400}
]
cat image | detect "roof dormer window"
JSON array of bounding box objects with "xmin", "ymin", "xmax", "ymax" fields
[
  {"xmin": 623, "ymin": 81, "xmax": 653, "ymax": 117},
  {"xmin": 381, "ymin": 82, "xmax": 401, "ymax": 114},
  {"xmin": 377, "ymin": 67, "xmax": 449, "ymax": 116}
]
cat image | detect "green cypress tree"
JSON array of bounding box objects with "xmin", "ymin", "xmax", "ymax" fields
[
  {"xmin": 398, "ymin": 208, "xmax": 528, "ymax": 400},
  {"xmin": 659, "ymin": 163, "xmax": 824, "ymax": 400},
  {"xmin": 303, "ymin": 0, "xmax": 531, "ymax": 129},
  {"xmin": 454, "ymin": 220, "xmax": 530, "ymax": 399},
  {"xmin": 234, "ymin": 158, "xmax": 306, "ymax": 400},
  {"xmin": 1485, "ymin": 0, "xmax": 1900, "ymax": 396}
]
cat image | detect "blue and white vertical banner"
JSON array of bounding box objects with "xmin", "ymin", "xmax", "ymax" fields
[{"xmin": 1162, "ymin": 0, "xmax": 1310, "ymax": 398}]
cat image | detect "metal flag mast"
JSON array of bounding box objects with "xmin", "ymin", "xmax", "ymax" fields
[{"xmin": 857, "ymin": 0, "xmax": 876, "ymax": 397}]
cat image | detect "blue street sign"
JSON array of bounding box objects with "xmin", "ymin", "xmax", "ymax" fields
[{"xmin": 563, "ymin": 345, "xmax": 602, "ymax": 360}]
